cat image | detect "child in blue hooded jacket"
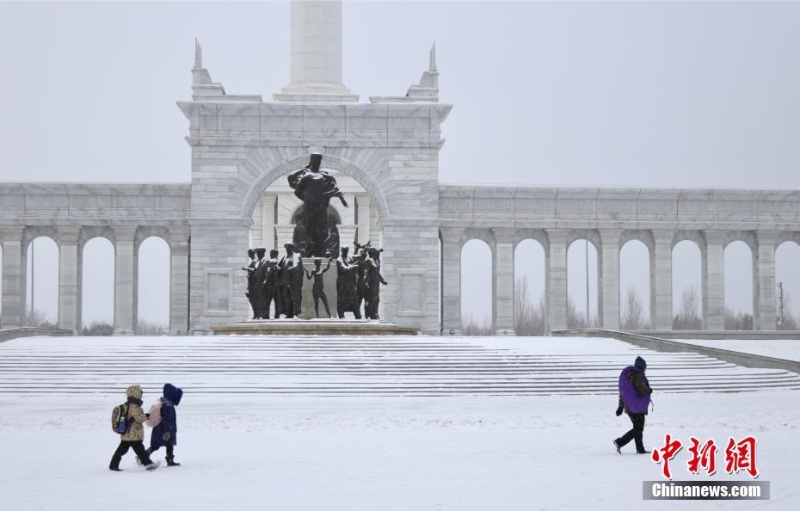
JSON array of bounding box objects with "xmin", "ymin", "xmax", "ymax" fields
[{"xmin": 145, "ymin": 383, "xmax": 184, "ymax": 466}]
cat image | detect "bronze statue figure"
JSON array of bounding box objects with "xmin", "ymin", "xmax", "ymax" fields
[
  {"xmin": 242, "ymin": 249, "xmax": 258, "ymax": 319},
  {"xmin": 305, "ymin": 257, "xmax": 333, "ymax": 318},
  {"xmin": 288, "ymin": 153, "xmax": 348, "ymax": 257},
  {"xmin": 354, "ymin": 242, "xmax": 371, "ymax": 317},
  {"xmin": 262, "ymin": 249, "xmax": 281, "ymax": 319},
  {"xmin": 336, "ymin": 246, "xmax": 361, "ymax": 319},
  {"xmin": 364, "ymin": 247, "xmax": 388, "ymax": 319},
  {"xmin": 252, "ymin": 248, "xmax": 268, "ymax": 319},
  {"xmin": 277, "ymin": 243, "xmax": 304, "ymax": 318}
]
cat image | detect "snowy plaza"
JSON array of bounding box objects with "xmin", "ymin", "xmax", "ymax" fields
[
  {"xmin": 2, "ymin": 1, "xmax": 800, "ymax": 509},
  {"xmin": 1, "ymin": 334, "xmax": 798, "ymax": 510}
]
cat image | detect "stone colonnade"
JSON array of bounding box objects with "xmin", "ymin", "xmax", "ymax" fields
[
  {"xmin": 440, "ymin": 227, "xmax": 789, "ymax": 335},
  {"xmin": 0, "ymin": 225, "xmax": 190, "ymax": 334}
]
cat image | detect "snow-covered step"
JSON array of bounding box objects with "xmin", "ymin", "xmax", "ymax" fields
[{"xmin": 0, "ymin": 335, "xmax": 798, "ymax": 396}]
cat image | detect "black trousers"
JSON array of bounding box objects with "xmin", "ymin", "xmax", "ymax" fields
[
  {"xmin": 147, "ymin": 444, "xmax": 175, "ymax": 460},
  {"xmin": 264, "ymin": 287, "xmax": 279, "ymax": 319},
  {"xmin": 617, "ymin": 412, "xmax": 646, "ymax": 452},
  {"xmin": 110, "ymin": 440, "xmax": 153, "ymax": 468}
]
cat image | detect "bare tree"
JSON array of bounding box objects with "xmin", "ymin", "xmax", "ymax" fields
[
  {"xmin": 25, "ymin": 309, "xmax": 58, "ymax": 329},
  {"xmin": 673, "ymin": 286, "xmax": 702, "ymax": 330},
  {"xmin": 724, "ymin": 308, "xmax": 753, "ymax": 330},
  {"xmin": 567, "ymin": 297, "xmax": 588, "ymax": 329},
  {"xmin": 778, "ymin": 292, "xmax": 798, "ymax": 330},
  {"xmin": 621, "ymin": 287, "xmax": 646, "ymax": 330},
  {"xmin": 137, "ymin": 320, "xmax": 168, "ymax": 335},
  {"xmin": 82, "ymin": 321, "xmax": 114, "ymax": 336},
  {"xmin": 514, "ymin": 277, "xmax": 545, "ymax": 335},
  {"xmin": 462, "ymin": 313, "xmax": 492, "ymax": 336}
]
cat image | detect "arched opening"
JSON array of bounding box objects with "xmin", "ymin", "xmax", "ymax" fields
[
  {"xmin": 724, "ymin": 240, "xmax": 754, "ymax": 330},
  {"xmin": 81, "ymin": 237, "xmax": 114, "ymax": 334},
  {"xmin": 26, "ymin": 236, "xmax": 59, "ymax": 326},
  {"xmin": 619, "ymin": 240, "xmax": 651, "ymax": 330},
  {"xmin": 672, "ymin": 240, "xmax": 703, "ymax": 329},
  {"xmin": 776, "ymin": 240, "xmax": 800, "ymax": 329},
  {"xmin": 514, "ymin": 239, "xmax": 546, "ymax": 335},
  {"xmin": 137, "ymin": 237, "xmax": 170, "ymax": 334},
  {"xmin": 461, "ymin": 239, "xmax": 492, "ymax": 335},
  {"xmin": 567, "ymin": 239, "xmax": 599, "ymax": 328}
]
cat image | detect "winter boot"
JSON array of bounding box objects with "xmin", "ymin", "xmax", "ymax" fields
[
  {"xmin": 109, "ymin": 464, "xmax": 122, "ymax": 472},
  {"xmin": 137, "ymin": 447, "xmax": 156, "ymax": 466},
  {"xmin": 145, "ymin": 460, "xmax": 161, "ymax": 471},
  {"xmin": 166, "ymin": 456, "xmax": 181, "ymax": 467},
  {"xmin": 613, "ymin": 439, "xmax": 621, "ymax": 454}
]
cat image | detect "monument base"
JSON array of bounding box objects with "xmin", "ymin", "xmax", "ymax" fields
[{"xmin": 211, "ymin": 319, "xmax": 419, "ymax": 336}]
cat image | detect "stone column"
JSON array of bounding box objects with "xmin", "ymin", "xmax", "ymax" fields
[
  {"xmin": 188, "ymin": 223, "xmax": 250, "ymax": 334},
  {"xmin": 262, "ymin": 196, "xmax": 276, "ymax": 252},
  {"xmin": 652, "ymin": 231, "xmax": 674, "ymax": 330},
  {"xmin": 493, "ymin": 228, "xmax": 515, "ymax": 335},
  {"xmin": 754, "ymin": 231, "xmax": 777, "ymax": 330},
  {"xmin": 57, "ymin": 227, "xmax": 81, "ymax": 332},
  {"xmin": 546, "ymin": 230, "xmax": 568, "ymax": 332},
  {"xmin": 170, "ymin": 229, "xmax": 191, "ymax": 334},
  {"xmin": 440, "ymin": 228, "xmax": 463, "ymax": 335},
  {"xmin": 276, "ymin": 0, "xmax": 357, "ymax": 101},
  {"xmin": 1, "ymin": 227, "xmax": 26, "ymax": 328},
  {"xmin": 276, "ymin": 226, "xmax": 295, "ymax": 251},
  {"xmin": 600, "ymin": 229, "xmax": 622, "ymax": 330},
  {"xmin": 356, "ymin": 195, "xmax": 371, "ymax": 245},
  {"xmin": 338, "ymin": 226, "xmax": 357, "ymax": 252},
  {"xmin": 703, "ymin": 231, "xmax": 725, "ymax": 330},
  {"xmin": 341, "ymin": 194, "xmax": 356, "ymax": 225},
  {"xmin": 114, "ymin": 227, "xmax": 137, "ymax": 335}
]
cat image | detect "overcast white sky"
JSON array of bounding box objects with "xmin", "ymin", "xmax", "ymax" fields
[{"xmin": 1, "ymin": 1, "xmax": 799, "ymax": 328}]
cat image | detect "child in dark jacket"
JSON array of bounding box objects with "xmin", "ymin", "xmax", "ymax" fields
[{"xmin": 145, "ymin": 383, "xmax": 184, "ymax": 466}]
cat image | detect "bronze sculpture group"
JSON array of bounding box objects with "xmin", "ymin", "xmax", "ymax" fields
[
  {"xmin": 244, "ymin": 240, "xmax": 387, "ymax": 320},
  {"xmin": 242, "ymin": 153, "xmax": 388, "ymax": 320}
]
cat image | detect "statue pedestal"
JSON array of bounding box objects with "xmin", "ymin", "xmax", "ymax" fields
[
  {"xmin": 211, "ymin": 319, "xmax": 419, "ymax": 336},
  {"xmin": 299, "ymin": 258, "xmax": 338, "ymax": 319}
]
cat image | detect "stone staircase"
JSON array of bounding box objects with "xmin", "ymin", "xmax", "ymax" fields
[{"xmin": 0, "ymin": 336, "xmax": 798, "ymax": 397}]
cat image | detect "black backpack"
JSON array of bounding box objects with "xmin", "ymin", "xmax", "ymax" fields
[{"xmin": 111, "ymin": 403, "xmax": 132, "ymax": 435}]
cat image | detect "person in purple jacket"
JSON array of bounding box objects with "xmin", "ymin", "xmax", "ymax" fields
[{"xmin": 613, "ymin": 356, "xmax": 653, "ymax": 454}]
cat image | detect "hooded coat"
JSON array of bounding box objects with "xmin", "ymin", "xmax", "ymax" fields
[
  {"xmin": 619, "ymin": 366, "xmax": 652, "ymax": 414},
  {"xmin": 150, "ymin": 383, "xmax": 183, "ymax": 448},
  {"xmin": 120, "ymin": 385, "xmax": 148, "ymax": 442}
]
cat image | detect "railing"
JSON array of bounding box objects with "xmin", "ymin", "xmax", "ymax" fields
[
  {"xmin": 0, "ymin": 327, "xmax": 74, "ymax": 343},
  {"xmin": 552, "ymin": 328, "xmax": 800, "ymax": 374}
]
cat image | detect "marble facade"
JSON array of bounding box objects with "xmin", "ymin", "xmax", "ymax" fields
[{"xmin": 1, "ymin": 1, "xmax": 799, "ymax": 335}]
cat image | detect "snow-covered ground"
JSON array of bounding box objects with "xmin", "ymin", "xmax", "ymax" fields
[
  {"xmin": 0, "ymin": 335, "xmax": 798, "ymax": 510},
  {"xmin": 670, "ymin": 338, "xmax": 800, "ymax": 362}
]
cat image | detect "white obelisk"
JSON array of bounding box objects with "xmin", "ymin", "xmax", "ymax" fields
[{"xmin": 274, "ymin": 0, "xmax": 358, "ymax": 102}]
